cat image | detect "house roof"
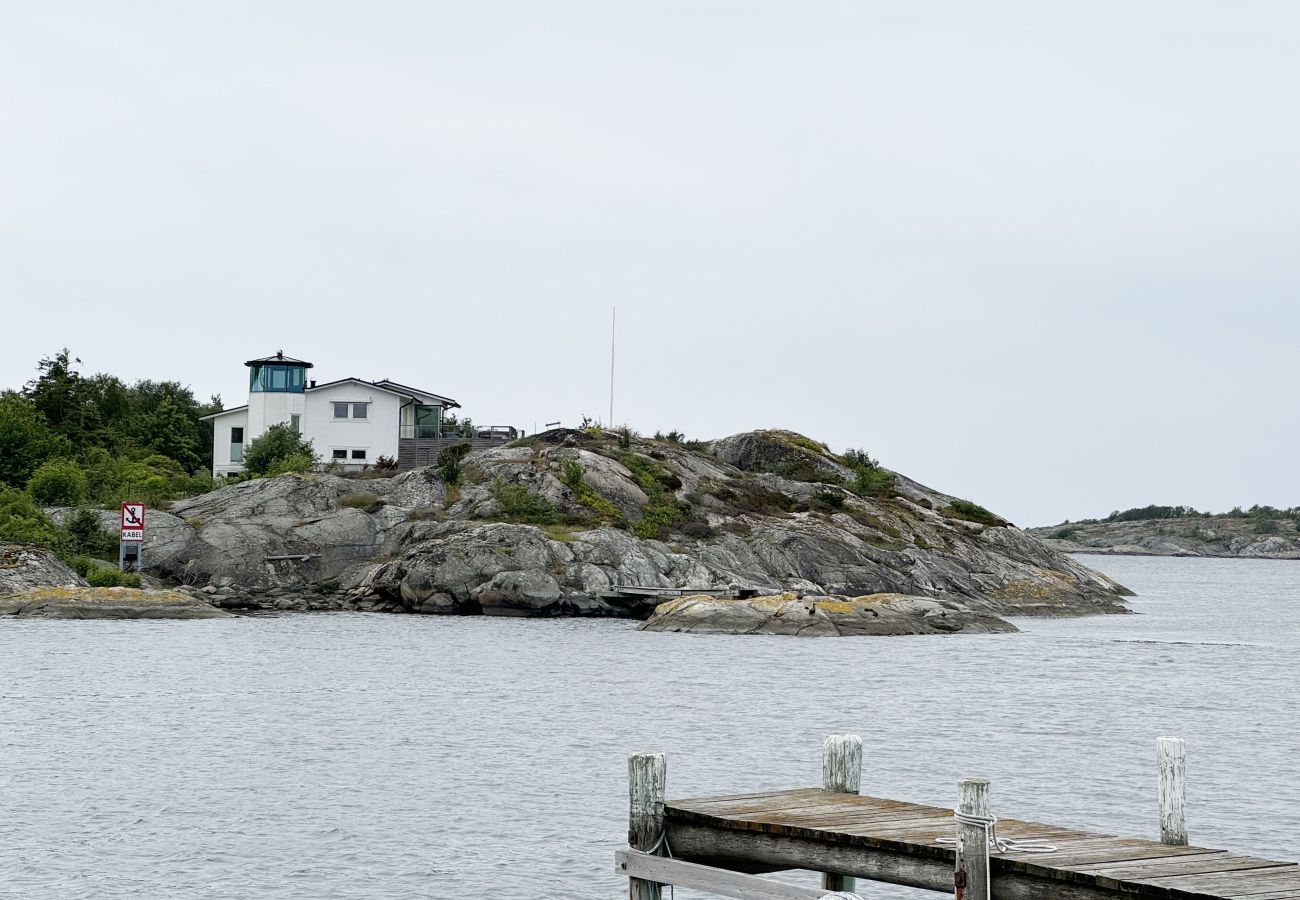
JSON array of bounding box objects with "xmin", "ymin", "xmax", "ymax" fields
[
  {"xmin": 245, "ymin": 351, "xmax": 314, "ymax": 368},
  {"xmin": 308, "ymin": 377, "xmax": 460, "ymax": 408},
  {"xmin": 199, "ymin": 405, "xmax": 248, "ymax": 421},
  {"xmin": 372, "ymin": 379, "xmax": 460, "ymax": 408},
  {"xmin": 198, "ymin": 378, "xmax": 459, "ymax": 421}
]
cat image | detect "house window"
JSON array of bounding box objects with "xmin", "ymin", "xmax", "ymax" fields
[
  {"xmin": 230, "ymin": 427, "xmax": 244, "ymax": 463},
  {"xmin": 290, "ymin": 414, "xmax": 301, "ymax": 433},
  {"xmin": 332, "ymin": 449, "xmax": 347, "ymax": 460},
  {"xmin": 351, "ymin": 449, "xmax": 367, "ymax": 460},
  {"xmin": 352, "ymin": 403, "xmax": 369, "ymax": 420},
  {"xmin": 249, "ymin": 364, "xmax": 307, "ymax": 394},
  {"xmin": 333, "ymin": 402, "xmax": 350, "ymax": 419}
]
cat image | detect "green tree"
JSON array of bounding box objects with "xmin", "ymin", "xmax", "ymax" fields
[
  {"xmin": 26, "ymin": 349, "xmax": 102, "ymax": 445},
  {"xmin": 0, "ymin": 393, "xmax": 72, "ymax": 487},
  {"xmin": 27, "ymin": 459, "xmax": 88, "ymax": 506},
  {"xmin": 242, "ymin": 423, "xmax": 319, "ymax": 476},
  {"xmin": 135, "ymin": 395, "xmax": 201, "ymax": 472}
]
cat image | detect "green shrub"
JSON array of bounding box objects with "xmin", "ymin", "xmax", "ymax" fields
[
  {"xmin": 242, "ymin": 423, "xmax": 319, "ymax": 477},
  {"xmin": 339, "ymin": 492, "xmax": 384, "ymax": 513},
  {"xmin": 265, "ymin": 452, "xmax": 317, "ymax": 477},
  {"xmin": 27, "ymin": 458, "xmax": 88, "ymax": 506},
  {"xmin": 559, "ymin": 459, "xmax": 620, "ymax": 521},
  {"xmin": 83, "ymin": 561, "xmax": 141, "ymax": 588},
  {"xmin": 1253, "ymin": 518, "xmax": 1281, "ymax": 535},
  {"xmin": 1050, "ymin": 527, "xmax": 1079, "ymax": 540},
  {"xmin": 0, "ymin": 486, "xmax": 67, "ymax": 551},
  {"xmin": 943, "ymin": 499, "xmax": 1009, "ymax": 527},
  {"xmin": 490, "ymin": 478, "xmax": 563, "ymax": 525},
  {"xmin": 65, "ymin": 508, "xmax": 117, "ymax": 557},
  {"xmin": 437, "ymin": 442, "xmax": 472, "ymax": 484},
  {"xmin": 812, "ymin": 490, "xmax": 845, "ymax": 509},
  {"xmin": 406, "ymin": 507, "xmax": 442, "ymax": 521}
]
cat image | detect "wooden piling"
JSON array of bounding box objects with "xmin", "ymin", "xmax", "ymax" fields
[
  {"xmin": 821, "ymin": 734, "xmax": 862, "ymax": 893},
  {"xmin": 628, "ymin": 752, "xmax": 667, "ymax": 900},
  {"xmin": 955, "ymin": 778, "xmax": 991, "ymax": 900},
  {"xmin": 1157, "ymin": 736, "xmax": 1187, "ymax": 846}
]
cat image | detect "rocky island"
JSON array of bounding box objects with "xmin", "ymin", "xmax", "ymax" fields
[
  {"xmin": 1030, "ymin": 505, "xmax": 1300, "ymax": 559},
  {"xmin": 14, "ymin": 428, "xmax": 1131, "ymax": 631}
]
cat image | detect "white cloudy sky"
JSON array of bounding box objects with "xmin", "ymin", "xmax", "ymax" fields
[{"xmin": 2, "ymin": 2, "xmax": 1297, "ymax": 525}]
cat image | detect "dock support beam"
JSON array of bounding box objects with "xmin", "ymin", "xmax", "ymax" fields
[
  {"xmin": 821, "ymin": 734, "xmax": 862, "ymax": 893},
  {"xmin": 1157, "ymin": 736, "xmax": 1187, "ymax": 846},
  {"xmin": 628, "ymin": 752, "xmax": 667, "ymax": 900},
  {"xmin": 955, "ymin": 778, "xmax": 991, "ymax": 900}
]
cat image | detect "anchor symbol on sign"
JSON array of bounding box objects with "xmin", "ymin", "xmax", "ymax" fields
[{"xmin": 124, "ymin": 507, "xmax": 142, "ymax": 526}]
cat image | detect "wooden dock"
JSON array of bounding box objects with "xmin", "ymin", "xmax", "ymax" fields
[{"xmin": 617, "ymin": 737, "xmax": 1299, "ymax": 900}]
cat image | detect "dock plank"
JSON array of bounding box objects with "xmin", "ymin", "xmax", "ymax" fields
[{"xmin": 662, "ymin": 788, "xmax": 1298, "ymax": 900}]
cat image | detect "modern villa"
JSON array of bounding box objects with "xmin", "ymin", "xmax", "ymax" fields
[{"xmin": 201, "ymin": 352, "xmax": 461, "ymax": 477}]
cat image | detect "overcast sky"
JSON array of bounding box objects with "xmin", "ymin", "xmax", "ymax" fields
[{"xmin": 3, "ymin": 2, "xmax": 1297, "ymax": 525}]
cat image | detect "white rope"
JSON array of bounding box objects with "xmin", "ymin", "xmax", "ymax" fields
[{"xmin": 936, "ymin": 810, "xmax": 1058, "ymax": 854}]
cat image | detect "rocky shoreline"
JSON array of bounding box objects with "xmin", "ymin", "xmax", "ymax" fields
[
  {"xmin": 8, "ymin": 429, "xmax": 1134, "ymax": 630},
  {"xmin": 1029, "ymin": 516, "xmax": 1300, "ymax": 560}
]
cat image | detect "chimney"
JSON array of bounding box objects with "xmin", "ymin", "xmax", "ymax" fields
[{"xmin": 309, "ymin": 379, "xmax": 316, "ymax": 388}]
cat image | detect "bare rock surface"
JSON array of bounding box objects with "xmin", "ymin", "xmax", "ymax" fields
[
  {"xmin": 0, "ymin": 585, "xmax": 230, "ymax": 619},
  {"xmin": 39, "ymin": 429, "xmax": 1133, "ymax": 620},
  {"xmin": 0, "ymin": 544, "xmax": 87, "ymax": 593},
  {"xmin": 640, "ymin": 592, "xmax": 1018, "ymax": 636}
]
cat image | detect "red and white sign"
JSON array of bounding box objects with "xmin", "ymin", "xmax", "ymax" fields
[{"xmin": 121, "ymin": 503, "xmax": 145, "ymax": 542}]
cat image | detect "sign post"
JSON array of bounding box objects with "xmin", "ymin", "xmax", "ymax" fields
[{"xmin": 119, "ymin": 503, "xmax": 145, "ymax": 572}]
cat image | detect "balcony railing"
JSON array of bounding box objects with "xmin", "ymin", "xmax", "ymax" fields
[{"xmin": 399, "ymin": 425, "xmax": 519, "ymax": 442}]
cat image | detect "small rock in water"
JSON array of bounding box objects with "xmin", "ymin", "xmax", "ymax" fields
[{"xmin": 639, "ymin": 591, "xmax": 1017, "ymax": 636}]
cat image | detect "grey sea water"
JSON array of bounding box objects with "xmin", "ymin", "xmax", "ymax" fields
[{"xmin": 1, "ymin": 555, "xmax": 1297, "ymax": 899}]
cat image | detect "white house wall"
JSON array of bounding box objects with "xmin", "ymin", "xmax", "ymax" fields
[
  {"xmin": 302, "ymin": 384, "xmax": 402, "ymax": 466},
  {"xmin": 211, "ymin": 409, "xmax": 249, "ymax": 478}
]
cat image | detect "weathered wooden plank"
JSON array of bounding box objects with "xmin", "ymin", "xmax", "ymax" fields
[
  {"xmin": 1158, "ymin": 737, "xmax": 1189, "ymax": 846},
  {"xmin": 821, "ymin": 734, "xmax": 861, "ymax": 894},
  {"xmin": 1140, "ymin": 867, "xmax": 1300, "ymax": 893},
  {"xmin": 615, "ymin": 850, "xmax": 825, "ymax": 900},
  {"xmin": 1079, "ymin": 853, "xmax": 1283, "ymax": 880},
  {"xmin": 629, "ymin": 753, "xmax": 667, "ymax": 900}
]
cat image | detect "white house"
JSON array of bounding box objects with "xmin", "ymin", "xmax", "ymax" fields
[{"xmin": 201, "ymin": 352, "xmax": 460, "ymax": 477}]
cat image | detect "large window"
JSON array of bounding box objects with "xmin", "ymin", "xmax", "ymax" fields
[
  {"xmin": 415, "ymin": 405, "xmax": 442, "ymax": 439},
  {"xmin": 249, "ymin": 365, "xmax": 306, "ymax": 393},
  {"xmin": 333, "ymin": 402, "xmax": 369, "ymax": 419},
  {"xmin": 230, "ymin": 427, "xmax": 244, "ymax": 463}
]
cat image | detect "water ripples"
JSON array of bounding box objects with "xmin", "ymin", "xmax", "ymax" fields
[{"xmin": 1, "ymin": 555, "xmax": 1297, "ymax": 898}]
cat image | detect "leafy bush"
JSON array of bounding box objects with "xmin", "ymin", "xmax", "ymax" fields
[
  {"xmin": 943, "ymin": 499, "xmax": 1009, "ymax": 527},
  {"xmin": 489, "ymin": 478, "xmax": 563, "ymax": 525},
  {"xmin": 0, "ymin": 486, "xmax": 67, "ymax": 551},
  {"xmin": 27, "ymin": 458, "xmax": 88, "ymax": 506},
  {"xmin": 1050, "ymin": 527, "xmax": 1079, "ymax": 540},
  {"xmin": 76, "ymin": 558, "xmax": 142, "ymax": 588},
  {"xmin": 1253, "ymin": 518, "xmax": 1281, "ymax": 535},
  {"xmin": 437, "ymin": 442, "xmax": 472, "ymax": 485},
  {"xmin": 374, "ymin": 454, "xmax": 398, "ymax": 472},
  {"xmin": 65, "ymin": 508, "xmax": 117, "ymax": 557},
  {"xmin": 242, "ymin": 423, "xmax": 319, "ymax": 477},
  {"xmin": 840, "ymin": 447, "xmax": 895, "ymax": 498}
]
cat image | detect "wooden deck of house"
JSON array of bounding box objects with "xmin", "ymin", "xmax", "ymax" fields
[{"xmin": 617, "ymin": 738, "xmax": 1299, "ymax": 900}]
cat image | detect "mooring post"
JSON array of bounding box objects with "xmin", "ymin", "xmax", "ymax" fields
[
  {"xmin": 955, "ymin": 778, "xmax": 991, "ymax": 900},
  {"xmin": 821, "ymin": 734, "xmax": 863, "ymax": 892},
  {"xmin": 1157, "ymin": 736, "xmax": 1187, "ymax": 846},
  {"xmin": 628, "ymin": 752, "xmax": 667, "ymax": 900}
]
